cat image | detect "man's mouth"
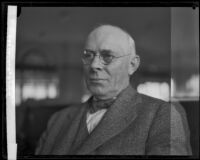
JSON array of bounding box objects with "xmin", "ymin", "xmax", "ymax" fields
[
  {"xmin": 89, "ymin": 78, "xmax": 106, "ymax": 83},
  {"xmin": 90, "ymin": 78, "xmax": 105, "ymax": 80}
]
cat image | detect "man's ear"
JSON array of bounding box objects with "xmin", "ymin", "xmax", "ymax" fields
[{"xmin": 128, "ymin": 55, "xmax": 140, "ymax": 75}]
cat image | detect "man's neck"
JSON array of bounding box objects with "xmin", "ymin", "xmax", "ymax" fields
[
  {"xmin": 93, "ymin": 83, "xmax": 130, "ymax": 101},
  {"xmin": 93, "ymin": 96, "xmax": 117, "ymax": 101}
]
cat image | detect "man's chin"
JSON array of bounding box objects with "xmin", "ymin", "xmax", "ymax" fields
[{"xmin": 88, "ymin": 86, "xmax": 105, "ymax": 97}]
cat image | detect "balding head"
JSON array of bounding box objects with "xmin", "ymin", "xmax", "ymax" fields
[{"xmin": 86, "ymin": 24, "xmax": 136, "ymax": 57}]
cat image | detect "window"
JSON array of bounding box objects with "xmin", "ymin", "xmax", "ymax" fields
[
  {"xmin": 15, "ymin": 49, "xmax": 59, "ymax": 106},
  {"xmin": 137, "ymin": 81, "xmax": 170, "ymax": 101}
]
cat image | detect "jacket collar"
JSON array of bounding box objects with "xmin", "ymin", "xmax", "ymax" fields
[{"xmin": 77, "ymin": 85, "xmax": 142, "ymax": 154}]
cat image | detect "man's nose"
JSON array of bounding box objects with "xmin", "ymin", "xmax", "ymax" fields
[{"xmin": 90, "ymin": 55, "xmax": 103, "ymax": 69}]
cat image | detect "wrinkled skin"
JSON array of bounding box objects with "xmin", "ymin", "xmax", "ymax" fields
[{"xmin": 83, "ymin": 25, "xmax": 139, "ymax": 100}]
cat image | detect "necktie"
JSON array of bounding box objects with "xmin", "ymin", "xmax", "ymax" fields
[{"xmin": 89, "ymin": 96, "xmax": 116, "ymax": 113}]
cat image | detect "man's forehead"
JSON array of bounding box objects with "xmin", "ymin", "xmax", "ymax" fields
[
  {"xmin": 85, "ymin": 25, "xmax": 129, "ymax": 53},
  {"xmin": 89, "ymin": 25, "xmax": 128, "ymax": 41}
]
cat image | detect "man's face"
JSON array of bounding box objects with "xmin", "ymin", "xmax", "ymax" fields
[{"xmin": 83, "ymin": 27, "xmax": 131, "ymax": 99}]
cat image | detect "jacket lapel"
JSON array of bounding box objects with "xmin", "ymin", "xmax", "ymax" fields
[
  {"xmin": 52, "ymin": 103, "xmax": 88, "ymax": 155},
  {"xmin": 77, "ymin": 85, "xmax": 142, "ymax": 155}
]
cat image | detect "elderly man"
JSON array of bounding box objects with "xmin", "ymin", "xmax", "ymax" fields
[{"xmin": 35, "ymin": 24, "xmax": 192, "ymax": 155}]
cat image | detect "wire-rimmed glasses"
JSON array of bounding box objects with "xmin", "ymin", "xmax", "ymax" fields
[{"xmin": 82, "ymin": 49, "xmax": 131, "ymax": 65}]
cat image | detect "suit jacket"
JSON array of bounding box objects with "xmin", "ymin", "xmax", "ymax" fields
[{"xmin": 35, "ymin": 85, "xmax": 192, "ymax": 155}]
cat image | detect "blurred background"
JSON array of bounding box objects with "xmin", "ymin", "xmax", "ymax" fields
[{"xmin": 15, "ymin": 7, "xmax": 199, "ymax": 156}]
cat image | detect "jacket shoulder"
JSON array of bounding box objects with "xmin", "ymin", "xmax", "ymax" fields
[
  {"xmin": 35, "ymin": 103, "xmax": 87, "ymax": 154},
  {"xmin": 136, "ymin": 93, "xmax": 169, "ymax": 114},
  {"xmin": 138, "ymin": 93, "xmax": 188, "ymax": 118},
  {"xmin": 49, "ymin": 103, "xmax": 85, "ymax": 125},
  {"xmin": 139, "ymin": 93, "xmax": 167, "ymax": 105}
]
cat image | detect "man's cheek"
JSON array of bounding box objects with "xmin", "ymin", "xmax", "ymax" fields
[
  {"xmin": 110, "ymin": 70, "xmax": 121, "ymax": 87},
  {"xmin": 115, "ymin": 67, "xmax": 128, "ymax": 84}
]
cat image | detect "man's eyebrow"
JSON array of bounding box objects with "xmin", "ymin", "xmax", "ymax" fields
[
  {"xmin": 85, "ymin": 49, "xmax": 113, "ymax": 54},
  {"xmin": 84, "ymin": 49, "xmax": 95, "ymax": 53},
  {"xmin": 99, "ymin": 49, "xmax": 113, "ymax": 54}
]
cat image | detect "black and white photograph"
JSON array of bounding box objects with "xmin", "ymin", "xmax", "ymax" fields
[{"xmin": 3, "ymin": 3, "xmax": 199, "ymax": 159}]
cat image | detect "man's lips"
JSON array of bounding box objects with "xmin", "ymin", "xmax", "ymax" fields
[
  {"xmin": 89, "ymin": 78, "xmax": 105, "ymax": 80},
  {"xmin": 89, "ymin": 78, "xmax": 106, "ymax": 82}
]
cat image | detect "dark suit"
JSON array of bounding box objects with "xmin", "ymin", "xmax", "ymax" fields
[{"xmin": 35, "ymin": 85, "xmax": 192, "ymax": 155}]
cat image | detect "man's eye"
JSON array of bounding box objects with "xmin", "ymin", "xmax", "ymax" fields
[
  {"xmin": 83, "ymin": 50, "xmax": 94, "ymax": 57},
  {"xmin": 101, "ymin": 50, "xmax": 113, "ymax": 58},
  {"xmin": 84, "ymin": 53, "xmax": 93, "ymax": 58},
  {"xmin": 102, "ymin": 54, "xmax": 113, "ymax": 59},
  {"xmin": 101, "ymin": 54, "xmax": 114, "ymax": 63}
]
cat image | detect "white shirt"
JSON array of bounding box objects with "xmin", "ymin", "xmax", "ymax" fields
[{"xmin": 86, "ymin": 109, "xmax": 107, "ymax": 134}]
